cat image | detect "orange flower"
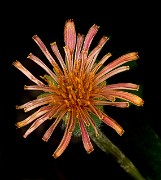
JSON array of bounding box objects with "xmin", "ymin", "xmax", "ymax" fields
[{"xmin": 13, "ymin": 19, "xmax": 144, "ymax": 158}]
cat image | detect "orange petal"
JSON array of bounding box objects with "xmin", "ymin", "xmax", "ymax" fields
[
  {"xmin": 107, "ymin": 90, "xmax": 144, "ymax": 106},
  {"xmin": 53, "ymin": 111, "xmax": 75, "ymax": 158},
  {"xmin": 102, "ymin": 115, "xmax": 124, "ymax": 136}
]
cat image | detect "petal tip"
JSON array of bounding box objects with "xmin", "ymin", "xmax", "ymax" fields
[
  {"xmin": 87, "ymin": 147, "xmax": 94, "ymax": 154},
  {"xmin": 119, "ymin": 129, "xmax": 125, "ymax": 136},
  {"xmin": 52, "ymin": 153, "xmax": 58, "ymax": 159}
]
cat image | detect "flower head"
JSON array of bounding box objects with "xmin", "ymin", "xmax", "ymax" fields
[{"xmin": 13, "ymin": 19, "xmax": 144, "ymax": 158}]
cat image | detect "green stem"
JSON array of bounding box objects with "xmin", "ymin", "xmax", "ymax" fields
[{"xmin": 89, "ymin": 129, "xmax": 147, "ymax": 180}]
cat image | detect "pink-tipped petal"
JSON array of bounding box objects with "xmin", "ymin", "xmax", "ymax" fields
[
  {"xmin": 78, "ymin": 116, "xmax": 94, "ymax": 154},
  {"xmin": 82, "ymin": 24, "xmax": 99, "ymax": 53},
  {"xmin": 64, "ymin": 19, "xmax": 76, "ymax": 54},
  {"xmin": 74, "ymin": 33, "xmax": 84, "ymax": 61}
]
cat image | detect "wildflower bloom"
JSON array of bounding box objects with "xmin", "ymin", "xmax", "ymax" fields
[{"xmin": 13, "ymin": 19, "xmax": 144, "ymax": 158}]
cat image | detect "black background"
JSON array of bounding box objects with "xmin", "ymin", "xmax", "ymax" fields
[{"xmin": 1, "ymin": 2, "xmax": 160, "ymax": 180}]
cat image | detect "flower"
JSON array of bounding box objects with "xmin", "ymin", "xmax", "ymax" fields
[{"xmin": 13, "ymin": 19, "xmax": 144, "ymax": 159}]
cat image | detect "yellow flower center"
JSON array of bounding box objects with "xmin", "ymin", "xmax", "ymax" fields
[
  {"xmin": 48, "ymin": 60, "xmax": 96, "ymax": 112},
  {"xmin": 61, "ymin": 72, "xmax": 93, "ymax": 108}
]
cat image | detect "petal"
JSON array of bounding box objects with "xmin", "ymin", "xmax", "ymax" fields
[
  {"xmin": 16, "ymin": 94, "xmax": 53, "ymax": 112},
  {"xmin": 87, "ymin": 106, "xmax": 124, "ymax": 136},
  {"xmin": 78, "ymin": 116, "xmax": 94, "ymax": 154},
  {"xmin": 74, "ymin": 33, "xmax": 84, "ymax": 61},
  {"xmin": 23, "ymin": 113, "xmax": 50, "ymax": 138},
  {"xmin": 53, "ymin": 131, "xmax": 72, "ymax": 159},
  {"xmin": 53, "ymin": 110, "xmax": 75, "ymax": 158},
  {"xmin": 42, "ymin": 109, "xmax": 67, "ymax": 142},
  {"xmin": 83, "ymin": 108, "xmax": 99, "ymax": 136},
  {"xmin": 96, "ymin": 52, "xmax": 139, "ymax": 79},
  {"xmin": 85, "ymin": 45, "xmax": 101, "ymax": 72},
  {"xmin": 64, "ymin": 19, "xmax": 76, "ymax": 54},
  {"xmin": 24, "ymin": 85, "xmax": 56, "ymax": 93},
  {"xmin": 32, "ymin": 35, "xmax": 62, "ymax": 76},
  {"xmin": 23, "ymin": 105, "xmax": 63, "ymax": 138},
  {"xmin": 102, "ymin": 114, "xmax": 125, "ymax": 136},
  {"xmin": 94, "ymin": 66, "xmax": 130, "ymax": 86},
  {"xmin": 12, "ymin": 60, "xmax": 44, "ymax": 86},
  {"xmin": 92, "ymin": 100, "xmax": 129, "ymax": 108},
  {"xmin": 91, "ymin": 52, "xmax": 112, "ymax": 74},
  {"xmin": 78, "ymin": 106, "xmax": 90, "ymax": 126},
  {"xmin": 50, "ymin": 42, "xmax": 66, "ymax": 70},
  {"xmin": 86, "ymin": 36, "xmax": 109, "ymax": 72},
  {"xmin": 16, "ymin": 106, "xmax": 52, "ymax": 128},
  {"xmin": 27, "ymin": 53, "xmax": 58, "ymax": 82},
  {"xmin": 64, "ymin": 46, "xmax": 73, "ymax": 72},
  {"xmin": 106, "ymin": 90, "xmax": 144, "ymax": 106},
  {"xmin": 104, "ymin": 83, "xmax": 139, "ymax": 91},
  {"xmin": 82, "ymin": 24, "xmax": 99, "ymax": 53}
]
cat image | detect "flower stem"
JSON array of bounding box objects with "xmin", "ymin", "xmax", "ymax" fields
[{"xmin": 89, "ymin": 129, "xmax": 147, "ymax": 180}]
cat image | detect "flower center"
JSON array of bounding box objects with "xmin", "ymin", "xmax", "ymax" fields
[
  {"xmin": 45, "ymin": 57, "xmax": 97, "ymax": 111},
  {"xmin": 58, "ymin": 69, "xmax": 94, "ymax": 109}
]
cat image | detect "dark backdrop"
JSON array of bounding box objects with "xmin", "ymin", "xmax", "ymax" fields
[{"xmin": 1, "ymin": 2, "xmax": 160, "ymax": 180}]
